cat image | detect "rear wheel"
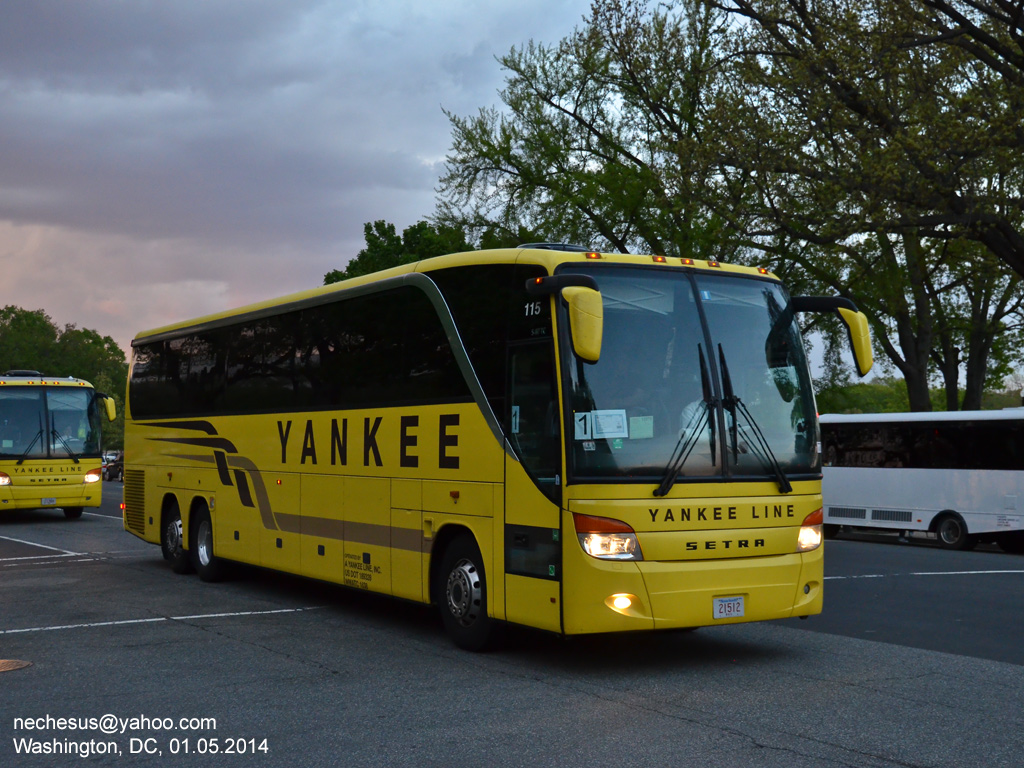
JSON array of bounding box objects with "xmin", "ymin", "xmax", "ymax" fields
[
  {"xmin": 63, "ymin": 507, "xmax": 83, "ymax": 520},
  {"xmin": 161, "ymin": 500, "xmax": 193, "ymax": 574},
  {"xmin": 936, "ymin": 514, "xmax": 976, "ymax": 551},
  {"xmin": 190, "ymin": 505, "xmax": 225, "ymax": 582},
  {"xmin": 437, "ymin": 534, "xmax": 494, "ymax": 651}
]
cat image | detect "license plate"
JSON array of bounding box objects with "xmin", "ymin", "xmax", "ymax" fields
[
  {"xmin": 41, "ymin": 497, "xmax": 57, "ymax": 506},
  {"xmin": 713, "ymin": 596, "xmax": 745, "ymax": 620}
]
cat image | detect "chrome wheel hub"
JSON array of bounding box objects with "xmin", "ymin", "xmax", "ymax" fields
[{"xmin": 446, "ymin": 559, "xmax": 481, "ymax": 626}]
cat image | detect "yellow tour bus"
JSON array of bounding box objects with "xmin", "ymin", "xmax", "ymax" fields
[
  {"xmin": 123, "ymin": 245, "xmax": 872, "ymax": 649},
  {"xmin": 0, "ymin": 371, "xmax": 117, "ymax": 519}
]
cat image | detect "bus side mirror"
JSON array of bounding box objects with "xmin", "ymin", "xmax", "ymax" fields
[
  {"xmin": 791, "ymin": 296, "xmax": 873, "ymax": 377},
  {"xmin": 525, "ymin": 274, "xmax": 603, "ymax": 364},
  {"xmin": 103, "ymin": 397, "xmax": 117, "ymax": 422},
  {"xmin": 562, "ymin": 286, "xmax": 603, "ymax": 364},
  {"xmin": 836, "ymin": 307, "xmax": 873, "ymax": 377}
]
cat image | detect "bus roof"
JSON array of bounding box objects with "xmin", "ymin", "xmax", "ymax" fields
[
  {"xmin": 0, "ymin": 374, "xmax": 95, "ymax": 389},
  {"xmin": 130, "ymin": 246, "xmax": 779, "ymax": 346},
  {"xmin": 820, "ymin": 410, "xmax": 1024, "ymax": 425}
]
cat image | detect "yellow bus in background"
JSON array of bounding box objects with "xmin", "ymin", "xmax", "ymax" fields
[
  {"xmin": 0, "ymin": 371, "xmax": 117, "ymax": 519},
  {"xmin": 122, "ymin": 245, "xmax": 872, "ymax": 649}
]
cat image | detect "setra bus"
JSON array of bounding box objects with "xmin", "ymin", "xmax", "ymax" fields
[
  {"xmin": 0, "ymin": 371, "xmax": 117, "ymax": 519},
  {"xmin": 821, "ymin": 410, "xmax": 1024, "ymax": 552},
  {"xmin": 122, "ymin": 245, "xmax": 872, "ymax": 649}
]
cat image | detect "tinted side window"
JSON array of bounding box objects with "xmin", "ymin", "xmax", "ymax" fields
[
  {"xmin": 129, "ymin": 286, "xmax": 471, "ymax": 418},
  {"xmin": 431, "ymin": 265, "xmax": 515, "ymax": 415}
]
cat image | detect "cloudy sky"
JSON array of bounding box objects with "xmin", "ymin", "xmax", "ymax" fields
[{"xmin": 0, "ymin": 0, "xmax": 588, "ymax": 354}]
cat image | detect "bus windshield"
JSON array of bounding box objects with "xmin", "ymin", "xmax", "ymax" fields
[
  {"xmin": 561, "ymin": 266, "xmax": 819, "ymax": 484},
  {"xmin": 0, "ymin": 386, "xmax": 102, "ymax": 460}
]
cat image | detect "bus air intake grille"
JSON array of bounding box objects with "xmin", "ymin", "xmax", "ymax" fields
[
  {"xmin": 872, "ymin": 509, "xmax": 913, "ymax": 523},
  {"xmin": 123, "ymin": 469, "xmax": 146, "ymax": 534},
  {"xmin": 828, "ymin": 506, "xmax": 866, "ymax": 520}
]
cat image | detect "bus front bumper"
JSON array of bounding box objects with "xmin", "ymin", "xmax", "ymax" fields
[{"xmin": 561, "ymin": 543, "xmax": 823, "ymax": 635}]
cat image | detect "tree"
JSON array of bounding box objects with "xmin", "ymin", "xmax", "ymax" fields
[
  {"xmin": 324, "ymin": 220, "xmax": 473, "ymax": 284},
  {"xmin": 0, "ymin": 306, "xmax": 128, "ymax": 447},
  {"xmin": 715, "ymin": 0, "xmax": 1024, "ymax": 279},
  {"xmin": 702, "ymin": 0, "xmax": 1024, "ymax": 409},
  {"xmin": 438, "ymin": 0, "xmax": 1023, "ymax": 409},
  {"xmin": 437, "ymin": 0, "xmax": 747, "ymax": 260}
]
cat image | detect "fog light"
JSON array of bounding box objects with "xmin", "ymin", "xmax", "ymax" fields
[{"xmin": 605, "ymin": 593, "xmax": 643, "ymax": 616}]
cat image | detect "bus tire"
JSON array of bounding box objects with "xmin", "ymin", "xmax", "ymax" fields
[
  {"xmin": 161, "ymin": 500, "xmax": 193, "ymax": 574},
  {"xmin": 935, "ymin": 513, "xmax": 976, "ymax": 551},
  {"xmin": 823, "ymin": 524, "xmax": 840, "ymax": 540},
  {"xmin": 437, "ymin": 534, "xmax": 494, "ymax": 651},
  {"xmin": 190, "ymin": 505, "xmax": 225, "ymax": 582},
  {"xmin": 63, "ymin": 507, "xmax": 83, "ymax": 520}
]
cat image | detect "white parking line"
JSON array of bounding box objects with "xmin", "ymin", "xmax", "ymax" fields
[
  {"xmin": 0, "ymin": 534, "xmax": 82, "ymax": 556},
  {"xmin": 1, "ymin": 606, "xmax": 325, "ymax": 635},
  {"xmin": 827, "ymin": 569, "xmax": 1024, "ymax": 580}
]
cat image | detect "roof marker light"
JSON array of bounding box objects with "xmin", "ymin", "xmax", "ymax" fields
[
  {"xmin": 758, "ymin": 267, "xmax": 770, "ymax": 275},
  {"xmin": 707, "ymin": 260, "xmax": 721, "ymax": 268},
  {"xmin": 652, "ymin": 255, "xmax": 667, "ymax": 263},
  {"xmin": 680, "ymin": 258, "xmax": 694, "ymax": 266},
  {"xmin": 585, "ymin": 251, "xmax": 602, "ymax": 260}
]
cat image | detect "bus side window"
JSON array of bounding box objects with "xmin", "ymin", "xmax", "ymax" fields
[{"xmin": 508, "ymin": 341, "xmax": 560, "ymax": 498}]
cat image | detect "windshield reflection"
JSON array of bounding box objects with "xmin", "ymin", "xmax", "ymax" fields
[{"xmin": 562, "ymin": 266, "xmax": 819, "ymax": 485}]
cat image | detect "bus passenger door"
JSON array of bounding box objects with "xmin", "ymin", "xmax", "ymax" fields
[{"xmin": 503, "ymin": 341, "xmax": 563, "ymax": 633}]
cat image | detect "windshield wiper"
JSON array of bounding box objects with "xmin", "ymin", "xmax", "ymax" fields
[
  {"xmin": 16, "ymin": 428, "xmax": 43, "ymax": 465},
  {"xmin": 654, "ymin": 345, "xmax": 715, "ymax": 497},
  {"xmin": 50, "ymin": 426, "xmax": 80, "ymax": 463},
  {"xmin": 718, "ymin": 345, "xmax": 792, "ymax": 494}
]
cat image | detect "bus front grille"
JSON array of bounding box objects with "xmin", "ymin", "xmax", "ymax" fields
[
  {"xmin": 827, "ymin": 506, "xmax": 866, "ymax": 520},
  {"xmin": 123, "ymin": 469, "xmax": 146, "ymax": 535}
]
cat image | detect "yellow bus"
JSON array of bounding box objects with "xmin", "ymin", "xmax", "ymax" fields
[
  {"xmin": 122, "ymin": 245, "xmax": 872, "ymax": 649},
  {"xmin": 0, "ymin": 371, "xmax": 117, "ymax": 519}
]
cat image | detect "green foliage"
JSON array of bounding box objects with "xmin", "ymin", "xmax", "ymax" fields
[
  {"xmin": 817, "ymin": 376, "xmax": 1024, "ymax": 415},
  {"xmin": 324, "ymin": 220, "xmax": 473, "ymax": 284},
  {"xmin": 436, "ymin": 0, "xmax": 749, "ymax": 260},
  {"xmin": 0, "ymin": 306, "xmax": 128, "ymax": 448},
  {"xmin": 816, "ymin": 377, "xmax": 911, "ymax": 415}
]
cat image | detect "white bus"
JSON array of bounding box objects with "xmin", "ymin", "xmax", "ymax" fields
[{"xmin": 820, "ymin": 411, "xmax": 1024, "ymax": 553}]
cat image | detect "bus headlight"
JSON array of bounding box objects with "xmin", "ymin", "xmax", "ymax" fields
[
  {"xmin": 0, "ymin": 472, "xmax": 10, "ymax": 486},
  {"xmin": 84, "ymin": 469, "xmax": 102, "ymax": 484},
  {"xmin": 797, "ymin": 508, "xmax": 823, "ymax": 552},
  {"xmin": 573, "ymin": 513, "xmax": 643, "ymax": 561}
]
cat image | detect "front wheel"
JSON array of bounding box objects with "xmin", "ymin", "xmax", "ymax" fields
[
  {"xmin": 437, "ymin": 535, "xmax": 495, "ymax": 651},
  {"xmin": 190, "ymin": 506, "xmax": 225, "ymax": 582},
  {"xmin": 936, "ymin": 514, "xmax": 976, "ymax": 551},
  {"xmin": 63, "ymin": 507, "xmax": 83, "ymax": 520}
]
